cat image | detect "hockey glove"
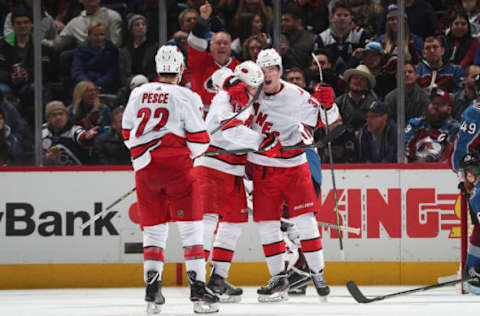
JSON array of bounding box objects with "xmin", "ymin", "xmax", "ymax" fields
[
  {"xmin": 313, "ymin": 83, "xmax": 334, "ymax": 109},
  {"xmin": 458, "ymin": 181, "xmax": 472, "ymax": 199},
  {"xmin": 259, "ymin": 133, "xmax": 282, "ymax": 158},
  {"xmin": 298, "ymin": 123, "xmax": 314, "ymax": 145},
  {"xmin": 223, "ymin": 76, "xmax": 249, "ymax": 110}
]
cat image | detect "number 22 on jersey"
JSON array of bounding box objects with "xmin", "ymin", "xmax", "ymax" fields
[{"xmin": 136, "ymin": 107, "xmax": 169, "ymax": 137}]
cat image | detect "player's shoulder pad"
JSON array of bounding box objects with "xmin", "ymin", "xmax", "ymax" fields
[
  {"xmin": 463, "ymin": 102, "xmax": 480, "ymax": 120},
  {"xmin": 406, "ymin": 116, "xmax": 424, "ymax": 128}
]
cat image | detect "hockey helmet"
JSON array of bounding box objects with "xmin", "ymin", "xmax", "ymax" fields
[
  {"xmin": 155, "ymin": 45, "xmax": 184, "ymax": 75},
  {"xmin": 234, "ymin": 60, "xmax": 264, "ymax": 87},
  {"xmin": 460, "ymin": 151, "xmax": 480, "ymax": 182},
  {"xmin": 256, "ymin": 48, "xmax": 282, "ymax": 72}
]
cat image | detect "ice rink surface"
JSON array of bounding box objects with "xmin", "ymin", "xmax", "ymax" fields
[{"xmin": 1, "ymin": 285, "xmax": 478, "ymax": 316}]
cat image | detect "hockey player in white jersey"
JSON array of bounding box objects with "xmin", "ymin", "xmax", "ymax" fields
[
  {"xmin": 122, "ymin": 45, "xmax": 219, "ymax": 314},
  {"xmin": 250, "ymin": 48, "xmax": 337, "ymax": 302},
  {"xmin": 193, "ymin": 61, "xmax": 282, "ymax": 302}
]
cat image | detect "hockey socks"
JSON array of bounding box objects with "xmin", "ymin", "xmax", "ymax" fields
[
  {"xmin": 211, "ymin": 222, "xmax": 243, "ymax": 278},
  {"xmin": 143, "ymin": 223, "xmax": 168, "ymax": 282},
  {"xmin": 258, "ymin": 220, "xmax": 286, "ymax": 276},
  {"xmin": 290, "ymin": 213, "xmax": 325, "ymax": 274},
  {"xmin": 177, "ymin": 221, "xmax": 206, "ymax": 282},
  {"xmin": 203, "ymin": 213, "xmax": 219, "ymax": 261}
]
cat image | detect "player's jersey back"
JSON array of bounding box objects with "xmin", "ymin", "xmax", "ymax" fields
[{"xmin": 122, "ymin": 82, "xmax": 210, "ymax": 171}]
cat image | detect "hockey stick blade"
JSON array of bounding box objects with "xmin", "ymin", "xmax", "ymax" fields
[
  {"xmin": 205, "ymin": 124, "xmax": 346, "ymax": 156},
  {"xmin": 347, "ymin": 276, "xmax": 480, "ymax": 304}
]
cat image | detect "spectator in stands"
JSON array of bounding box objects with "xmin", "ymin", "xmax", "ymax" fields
[
  {"xmin": 0, "ymin": 0, "xmax": 7, "ymax": 36},
  {"xmin": 232, "ymin": 0, "xmax": 273, "ymax": 36},
  {"xmin": 377, "ymin": 0, "xmax": 439, "ymax": 39},
  {"xmin": 385, "ymin": 63, "xmax": 430, "ymax": 126},
  {"xmin": 416, "ymin": 36, "xmax": 464, "ymax": 93},
  {"xmin": 314, "ymin": 0, "xmax": 369, "ymax": 76},
  {"xmin": 315, "ymin": 114, "xmax": 358, "ymax": 163},
  {"xmin": 43, "ymin": 0, "xmax": 123, "ymax": 50},
  {"xmin": 289, "ymin": 0, "xmax": 329, "ymax": 35},
  {"xmin": 0, "ymin": 90, "xmax": 25, "ymax": 141},
  {"xmin": 405, "ymin": 88, "xmax": 459, "ymax": 163},
  {"xmin": 92, "ymin": 106, "xmax": 130, "ymax": 165},
  {"xmin": 168, "ymin": 8, "xmax": 199, "ymax": 60},
  {"xmin": 118, "ymin": 14, "xmax": 156, "ymax": 87},
  {"xmin": 3, "ymin": 0, "xmax": 57, "ymax": 40},
  {"xmin": 279, "ymin": 5, "xmax": 315, "ymax": 72},
  {"xmin": 335, "ymin": 64, "xmax": 377, "ymax": 133},
  {"xmin": 42, "ymin": 100, "xmax": 97, "ymax": 165},
  {"xmin": 187, "ymin": 1, "xmax": 240, "ymax": 113},
  {"xmin": 452, "ymin": 64, "xmax": 480, "ymax": 120},
  {"xmin": 353, "ymin": 41, "xmax": 396, "ymax": 99},
  {"xmin": 231, "ymin": 12, "xmax": 271, "ymax": 61},
  {"xmin": 358, "ymin": 100, "xmax": 397, "ymax": 163},
  {"xmin": 114, "ymin": 74, "xmax": 148, "ymax": 108},
  {"xmin": 460, "ymin": 0, "xmax": 480, "ymax": 37},
  {"xmin": 306, "ymin": 48, "xmax": 340, "ymax": 95},
  {"xmin": 0, "ymin": 107, "xmax": 23, "ymax": 165},
  {"xmin": 444, "ymin": 11, "xmax": 479, "ymax": 69},
  {"xmin": 67, "ymin": 81, "xmax": 111, "ymax": 132},
  {"xmin": 349, "ymin": 0, "xmax": 383, "ymax": 35},
  {"xmin": 375, "ymin": 4, "xmax": 423, "ymax": 65},
  {"xmin": 242, "ymin": 34, "xmax": 269, "ymax": 62},
  {"xmin": 285, "ymin": 67, "xmax": 308, "ymax": 90},
  {"xmin": 0, "ymin": 6, "xmax": 53, "ymax": 127},
  {"xmin": 44, "ymin": 0, "xmax": 84, "ymax": 33},
  {"xmin": 71, "ymin": 21, "xmax": 119, "ymax": 93}
]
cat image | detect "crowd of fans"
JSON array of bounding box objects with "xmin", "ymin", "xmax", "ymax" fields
[{"xmin": 0, "ymin": 0, "xmax": 476, "ymax": 166}]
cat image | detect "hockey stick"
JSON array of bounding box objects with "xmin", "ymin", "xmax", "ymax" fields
[
  {"xmin": 312, "ymin": 52, "xmax": 345, "ymax": 260},
  {"xmin": 346, "ymin": 276, "xmax": 479, "ymax": 303},
  {"xmin": 204, "ymin": 124, "xmax": 345, "ymax": 156},
  {"xmin": 79, "ymin": 187, "xmax": 136, "ymax": 230},
  {"xmin": 317, "ymin": 222, "xmax": 360, "ymax": 235},
  {"xmin": 210, "ymin": 83, "xmax": 263, "ymax": 135}
]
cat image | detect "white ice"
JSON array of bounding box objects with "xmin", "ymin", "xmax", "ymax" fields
[{"xmin": 0, "ymin": 285, "xmax": 478, "ymax": 316}]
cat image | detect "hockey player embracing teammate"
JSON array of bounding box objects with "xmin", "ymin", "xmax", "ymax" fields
[
  {"xmin": 249, "ymin": 48, "xmax": 338, "ymax": 303},
  {"xmin": 194, "ymin": 61, "xmax": 283, "ymax": 302},
  {"xmin": 122, "ymin": 45, "xmax": 219, "ymax": 314}
]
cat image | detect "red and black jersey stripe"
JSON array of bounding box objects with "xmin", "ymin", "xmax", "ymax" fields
[
  {"xmin": 144, "ymin": 246, "xmax": 164, "ymax": 262},
  {"xmin": 262, "ymin": 240, "xmax": 286, "ymax": 257},
  {"xmin": 130, "ymin": 137, "xmax": 163, "ymax": 160},
  {"xmin": 212, "ymin": 247, "xmax": 234, "ymax": 263},
  {"xmin": 205, "ymin": 145, "xmax": 246, "ymax": 165},
  {"xmin": 184, "ymin": 244, "xmax": 205, "ymax": 260},
  {"xmin": 300, "ymin": 237, "xmax": 323, "ymax": 253}
]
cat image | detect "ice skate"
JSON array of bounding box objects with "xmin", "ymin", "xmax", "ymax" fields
[
  {"xmin": 187, "ymin": 271, "xmax": 220, "ymax": 313},
  {"xmin": 145, "ymin": 271, "xmax": 165, "ymax": 314},
  {"xmin": 287, "ymin": 267, "xmax": 311, "ymax": 295},
  {"xmin": 311, "ymin": 269, "xmax": 330, "ymax": 301},
  {"xmin": 207, "ymin": 270, "xmax": 243, "ymax": 303},
  {"xmin": 464, "ymin": 267, "xmax": 480, "ymax": 295},
  {"xmin": 257, "ymin": 272, "xmax": 289, "ymax": 303}
]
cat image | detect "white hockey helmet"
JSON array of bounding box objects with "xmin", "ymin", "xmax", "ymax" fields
[
  {"xmin": 155, "ymin": 45, "xmax": 184, "ymax": 75},
  {"xmin": 256, "ymin": 48, "xmax": 282, "ymax": 72},
  {"xmin": 234, "ymin": 60, "xmax": 264, "ymax": 87}
]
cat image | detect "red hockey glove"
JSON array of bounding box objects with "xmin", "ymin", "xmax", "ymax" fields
[
  {"xmin": 259, "ymin": 133, "xmax": 282, "ymax": 158},
  {"xmin": 313, "ymin": 83, "xmax": 334, "ymax": 109},
  {"xmin": 223, "ymin": 76, "xmax": 249, "ymax": 110}
]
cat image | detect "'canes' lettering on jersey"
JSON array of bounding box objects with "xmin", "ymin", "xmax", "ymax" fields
[
  {"xmin": 247, "ymin": 81, "xmax": 319, "ymax": 168},
  {"xmin": 195, "ymin": 91, "xmax": 263, "ymax": 176},
  {"xmin": 451, "ymin": 101, "xmax": 480, "ymax": 172},
  {"xmin": 122, "ymin": 82, "xmax": 210, "ymax": 171}
]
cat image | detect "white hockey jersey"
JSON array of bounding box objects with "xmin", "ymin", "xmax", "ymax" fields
[
  {"xmin": 247, "ymin": 81, "xmax": 321, "ymax": 167},
  {"xmin": 122, "ymin": 82, "xmax": 210, "ymax": 171},
  {"xmin": 194, "ymin": 90, "xmax": 264, "ymax": 176}
]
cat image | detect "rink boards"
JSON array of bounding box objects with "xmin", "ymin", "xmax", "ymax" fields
[{"xmin": 0, "ymin": 164, "xmax": 463, "ymax": 289}]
